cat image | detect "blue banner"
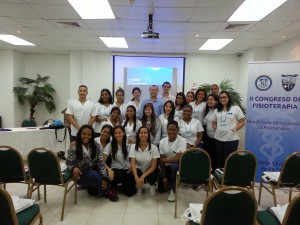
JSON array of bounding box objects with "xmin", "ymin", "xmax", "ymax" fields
[{"xmin": 246, "ymin": 61, "xmax": 300, "ymax": 180}]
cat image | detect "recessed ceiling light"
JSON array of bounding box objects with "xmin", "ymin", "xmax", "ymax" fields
[
  {"xmin": 17, "ymin": 31, "xmax": 21, "ymax": 33},
  {"xmin": 68, "ymin": 0, "xmax": 115, "ymax": 19},
  {"xmin": 282, "ymin": 35, "xmax": 286, "ymax": 38},
  {"xmin": 99, "ymin": 37, "xmax": 128, "ymax": 48},
  {"xmin": 228, "ymin": 0, "xmax": 287, "ymax": 22},
  {"xmin": 0, "ymin": 35, "xmax": 35, "ymax": 46},
  {"xmin": 199, "ymin": 39, "xmax": 233, "ymax": 50},
  {"xmin": 195, "ymin": 34, "xmax": 199, "ymax": 37}
]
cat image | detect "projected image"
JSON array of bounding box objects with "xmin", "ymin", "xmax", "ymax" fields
[{"xmin": 127, "ymin": 67, "xmax": 173, "ymax": 85}]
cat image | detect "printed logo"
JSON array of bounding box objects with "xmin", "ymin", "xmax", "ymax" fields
[
  {"xmin": 281, "ymin": 74, "xmax": 298, "ymax": 92},
  {"xmin": 255, "ymin": 75, "xmax": 272, "ymax": 91}
]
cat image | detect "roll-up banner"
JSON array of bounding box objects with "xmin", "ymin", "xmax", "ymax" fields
[{"xmin": 246, "ymin": 61, "xmax": 300, "ymax": 180}]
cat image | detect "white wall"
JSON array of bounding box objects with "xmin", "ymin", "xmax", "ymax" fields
[{"xmin": 271, "ymin": 36, "xmax": 300, "ymax": 61}]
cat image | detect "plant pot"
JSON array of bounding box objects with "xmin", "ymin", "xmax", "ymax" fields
[{"xmin": 21, "ymin": 119, "xmax": 37, "ymax": 127}]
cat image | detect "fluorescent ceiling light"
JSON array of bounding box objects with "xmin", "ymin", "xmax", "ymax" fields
[
  {"xmin": 68, "ymin": 0, "xmax": 115, "ymax": 19},
  {"xmin": 0, "ymin": 35, "xmax": 35, "ymax": 46},
  {"xmin": 199, "ymin": 39, "xmax": 233, "ymax": 50},
  {"xmin": 99, "ymin": 37, "xmax": 128, "ymax": 48},
  {"xmin": 228, "ymin": 0, "xmax": 287, "ymax": 22}
]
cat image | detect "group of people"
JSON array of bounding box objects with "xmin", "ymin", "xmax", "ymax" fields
[{"xmin": 65, "ymin": 82, "xmax": 245, "ymax": 202}]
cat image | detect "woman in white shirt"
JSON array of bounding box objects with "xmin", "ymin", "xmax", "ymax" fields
[
  {"xmin": 202, "ymin": 94, "xmax": 218, "ymax": 171},
  {"xmin": 212, "ymin": 91, "xmax": 245, "ymax": 168},
  {"xmin": 100, "ymin": 106, "xmax": 121, "ymax": 130},
  {"xmin": 174, "ymin": 92, "xmax": 187, "ymax": 120},
  {"xmin": 185, "ymin": 91, "xmax": 195, "ymax": 105},
  {"xmin": 94, "ymin": 89, "xmax": 113, "ymax": 137},
  {"xmin": 122, "ymin": 105, "xmax": 142, "ymax": 145},
  {"xmin": 127, "ymin": 87, "xmax": 141, "ymax": 119},
  {"xmin": 129, "ymin": 126, "xmax": 160, "ymax": 196},
  {"xmin": 189, "ymin": 88, "xmax": 207, "ymax": 124},
  {"xmin": 103, "ymin": 125, "xmax": 135, "ymax": 197},
  {"xmin": 159, "ymin": 100, "xmax": 175, "ymax": 139},
  {"xmin": 141, "ymin": 103, "xmax": 162, "ymax": 146},
  {"xmin": 94, "ymin": 124, "xmax": 113, "ymax": 153},
  {"xmin": 178, "ymin": 105, "xmax": 204, "ymax": 149},
  {"xmin": 113, "ymin": 88, "xmax": 127, "ymax": 120}
]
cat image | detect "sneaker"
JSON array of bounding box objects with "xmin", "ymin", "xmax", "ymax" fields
[
  {"xmin": 106, "ymin": 190, "xmax": 119, "ymax": 202},
  {"xmin": 168, "ymin": 190, "xmax": 175, "ymax": 202},
  {"xmin": 149, "ymin": 185, "xmax": 156, "ymax": 197},
  {"xmin": 136, "ymin": 187, "xmax": 142, "ymax": 196}
]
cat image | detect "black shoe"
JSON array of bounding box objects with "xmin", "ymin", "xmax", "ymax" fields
[
  {"xmin": 58, "ymin": 151, "xmax": 66, "ymax": 160},
  {"xmin": 106, "ymin": 190, "xmax": 119, "ymax": 202}
]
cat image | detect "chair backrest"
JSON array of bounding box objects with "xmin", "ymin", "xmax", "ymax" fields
[
  {"xmin": 0, "ymin": 189, "xmax": 19, "ymax": 225},
  {"xmin": 283, "ymin": 193, "xmax": 300, "ymax": 225},
  {"xmin": 179, "ymin": 148, "xmax": 211, "ymax": 184},
  {"xmin": 0, "ymin": 146, "xmax": 27, "ymax": 183},
  {"xmin": 279, "ymin": 151, "xmax": 300, "ymax": 187},
  {"xmin": 27, "ymin": 148, "xmax": 63, "ymax": 185},
  {"xmin": 222, "ymin": 150, "xmax": 257, "ymax": 187},
  {"xmin": 201, "ymin": 186, "xmax": 257, "ymax": 225}
]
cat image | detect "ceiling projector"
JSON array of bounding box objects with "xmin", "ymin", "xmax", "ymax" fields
[
  {"xmin": 141, "ymin": 31, "xmax": 160, "ymax": 42},
  {"xmin": 141, "ymin": 14, "xmax": 160, "ymax": 42}
]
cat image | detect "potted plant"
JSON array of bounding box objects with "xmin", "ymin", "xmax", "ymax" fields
[
  {"xmin": 13, "ymin": 74, "xmax": 56, "ymax": 126},
  {"xmin": 199, "ymin": 79, "xmax": 246, "ymax": 114}
]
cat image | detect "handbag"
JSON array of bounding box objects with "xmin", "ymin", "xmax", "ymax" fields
[{"xmin": 40, "ymin": 120, "xmax": 66, "ymax": 142}]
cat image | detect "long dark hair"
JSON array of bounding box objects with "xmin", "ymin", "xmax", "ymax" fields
[
  {"xmin": 111, "ymin": 125, "xmax": 128, "ymax": 160},
  {"xmin": 186, "ymin": 91, "xmax": 195, "ymax": 102},
  {"xmin": 204, "ymin": 94, "xmax": 219, "ymax": 116},
  {"xmin": 217, "ymin": 91, "xmax": 232, "ymax": 112},
  {"xmin": 163, "ymin": 100, "xmax": 175, "ymax": 123},
  {"xmin": 175, "ymin": 92, "xmax": 187, "ymax": 111},
  {"xmin": 195, "ymin": 88, "xmax": 207, "ymax": 103},
  {"xmin": 101, "ymin": 124, "xmax": 113, "ymax": 145},
  {"xmin": 141, "ymin": 103, "xmax": 156, "ymax": 136},
  {"xmin": 123, "ymin": 105, "xmax": 137, "ymax": 132},
  {"xmin": 131, "ymin": 87, "xmax": 141, "ymax": 101},
  {"xmin": 76, "ymin": 125, "xmax": 97, "ymax": 160},
  {"xmin": 135, "ymin": 126, "xmax": 151, "ymax": 151},
  {"xmin": 98, "ymin": 89, "xmax": 113, "ymax": 104}
]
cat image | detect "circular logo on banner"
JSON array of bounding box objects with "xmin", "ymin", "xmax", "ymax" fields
[{"xmin": 255, "ymin": 75, "xmax": 272, "ymax": 91}]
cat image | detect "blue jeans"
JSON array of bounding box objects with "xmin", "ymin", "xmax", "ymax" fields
[{"xmin": 77, "ymin": 169, "xmax": 103, "ymax": 197}]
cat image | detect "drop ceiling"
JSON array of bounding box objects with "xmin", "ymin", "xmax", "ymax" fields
[{"xmin": 0, "ymin": 0, "xmax": 299, "ymax": 55}]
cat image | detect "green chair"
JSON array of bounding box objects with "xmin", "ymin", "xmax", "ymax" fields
[
  {"xmin": 258, "ymin": 151, "xmax": 300, "ymax": 206},
  {"xmin": 0, "ymin": 188, "xmax": 43, "ymax": 225},
  {"xmin": 187, "ymin": 186, "xmax": 257, "ymax": 225},
  {"xmin": 213, "ymin": 150, "xmax": 257, "ymax": 194},
  {"xmin": 0, "ymin": 146, "xmax": 31, "ymax": 198},
  {"xmin": 257, "ymin": 193, "xmax": 300, "ymax": 225},
  {"xmin": 175, "ymin": 148, "xmax": 212, "ymax": 218},
  {"xmin": 27, "ymin": 148, "xmax": 77, "ymax": 221}
]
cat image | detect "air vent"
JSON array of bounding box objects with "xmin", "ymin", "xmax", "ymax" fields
[
  {"xmin": 224, "ymin": 23, "xmax": 250, "ymax": 31},
  {"xmin": 57, "ymin": 22, "xmax": 81, "ymax": 28}
]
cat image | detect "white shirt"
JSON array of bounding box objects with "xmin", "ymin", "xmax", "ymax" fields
[
  {"xmin": 100, "ymin": 119, "xmax": 120, "ymax": 131},
  {"xmin": 94, "ymin": 136, "xmax": 110, "ymax": 153},
  {"xmin": 178, "ymin": 118, "xmax": 204, "ymax": 146},
  {"xmin": 159, "ymin": 114, "xmax": 170, "ymax": 139},
  {"xmin": 161, "ymin": 94, "xmax": 176, "ymax": 103},
  {"xmin": 175, "ymin": 108, "xmax": 183, "ymax": 120},
  {"xmin": 212, "ymin": 106, "xmax": 245, "ymax": 142},
  {"xmin": 159, "ymin": 135, "xmax": 187, "ymax": 165},
  {"xmin": 66, "ymin": 99, "xmax": 97, "ymax": 136},
  {"xmin": 122, "ymin": 120, "xmax": 142, "ymax": 143},
  {"xmin": 203, "ymin": 109, "xmax": 216, "ymax": 138},
  {"xmin": 94, "ymin": 103, "xmax": 113, "ymax": 133},
  {"xmin": 103, "ymin": 143, "xmax": 131, "ymax": 170},
  {"xmin": 127, "ymin": 100, "xmax": 141, "ymax": 119},
  {"xmin": 129, "ymin": 144, "xmax": 160, "ymax": 173},
  {"xmin": 143, "ymin": 117, "xmax": 162, "ymax": 146},
  {"xmin": 189, "ymin": 101, "xmax": 206, "ymax": 124}
]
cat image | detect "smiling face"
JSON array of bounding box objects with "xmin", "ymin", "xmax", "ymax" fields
[
  {"xmin": 133, "ymin": 89, "xmax": 141, "ymax": 99},
  {"xmin": 183, "ymin": 106, "xmax": 193, "ymax": 120},
  {"xmin": 149, "ymin": 86, "xmax": 159, "ymax": 98},
  {"xmin": 196, "ymin": 90, "xmax": 205, "ymax": 103},
  {"xmin": 114, "ymin": 127, "xmax": 125, "ymax": 143},
  {"xmin": 126, "ymin": 106, "xmax": 135, "ymax": 119},
  {"xmin": 167, "ymin": 124, "xmax": 179, "ymax": 141},
  {"xmin": 219, "ymin": 93, "xmax": 229, "ymax": 107},
  {"xmin": 116, "ymin": 91, "xmax": 124, "ymax": 103},
  {"xmin": 144, "ymin": 107, "xmax": 153, "ymax": 117},
  {"xmin": 101, "ymin": 90, "xmax": 110, "ymax": 102},
  {"xmin": 138, "ymin": 127, "xmax": 149, "ymax": 142},
  {"xmin": 164, "ymin": 102, "xmax": 173, "ymax": 114},
  {"xmin": 78, "ymin": 86, "xmax": 88, "ymax": 99},
  {"xmin": 207, "ymin": 95, "xmax": 216, "ymax": 108},
  {"xmin": 176, "ymin": 95, "xmax": 183, "ymax": 105},
  {"xmin": 111, "ymin": 109, "xmax": 120, "ymax": 120},
  {"xmin": 162, "ymin": 83, "xmax": 171, "ymax": 94},
  {"xmin": 100, "ymin": 127, "xmax": 111, "ymax": 142},
  {"xmin": 186, "ymin": 92, "xmax": 194, "ymax": 104},
  {"xmin": 81, "ymin": 127, "xmax": 92, "ymax": 145}
]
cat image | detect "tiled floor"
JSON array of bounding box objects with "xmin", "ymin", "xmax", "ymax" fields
[{"xmin": 4, "ymin": 182, "xmax": 294, "ymax": 225}]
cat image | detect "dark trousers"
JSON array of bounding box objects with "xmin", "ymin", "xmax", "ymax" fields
[
  {"xmin": 129, "ymin": 168, "xmax": 158, "ymax": 186},
  {"xmin": 203, "ymin": 135, "xmax": 216, "ymax": 171},
  {"xmin": 165, "ymin": 163, "xmax": 179, "ymax": 192},
  {"xmin": 214, "ymin": 139, "xmax": 239, "ymax": 169},
  {"xmin": 111, "ymin": 168, "xmax": 135, "ymax": 197},
  {"xmin": 77, "ymin": 169, "xmax": 103, "ymax": 197}
]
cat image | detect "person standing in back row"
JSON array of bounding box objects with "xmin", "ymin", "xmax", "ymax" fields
[
  {"xmin": 161, "ymin": 81, "xmax": 176, "ymax": 103},
  {"xmin": 66, "ymin": 85, "xmax": 97, "ymax": 142},
  {"xmin": 139, "ymin": 85, "xmax": 163, "ymax": 117}
]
